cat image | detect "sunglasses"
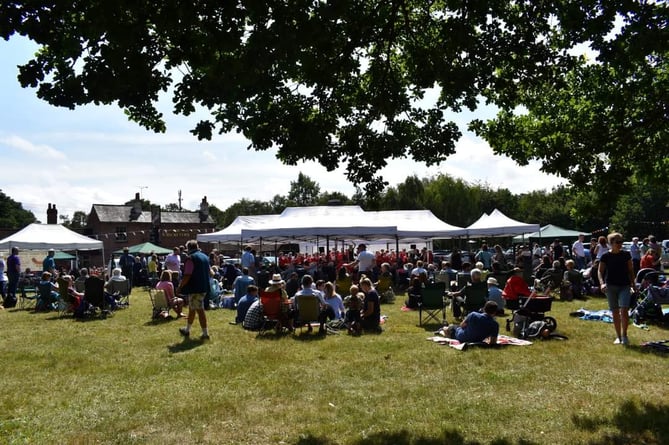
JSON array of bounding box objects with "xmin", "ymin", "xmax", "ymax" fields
[{"xmin": 613, "ymin": 239, "xmax": 623, "ymax": 244}]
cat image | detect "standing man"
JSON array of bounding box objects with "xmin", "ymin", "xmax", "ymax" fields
[
  {"xmin": 629, "ymin": 237, "xmax": 641, "ymax": 275},
  {"xmin": 43, "ymin": 248, "xmax": 56, "ymax": 275},
  {"xmin": 118, "ymin": 247, "xmax": 135, "ymax": 292},
  {"xmin": 178, "ymin": 240, "xmax": 212, "ymax": 341},
  {"xmin": 572, "ymin": 234, "xmax": 586, "ymax": 270},
  {"xmin": 165, "ymin": 247, "xmax": 181, "ymax": 277},
  {"xmin": 241, "ymin": 246, "xmax": 256, "ymax": 280},
  {"xmin": 6, "ymin": 247, "xmax": 21, "ymax": 308},
  {"xmin": 0, "ymin": 254, "xmax": 7, "ymax": 306},
  {"xmin": 345, "ymin": 244, "xmax": 376, "ymax": 280}
]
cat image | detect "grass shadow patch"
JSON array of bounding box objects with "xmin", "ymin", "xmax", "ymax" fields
[
  {"xmin": 167, "ymin": 338, "xmax": 206, "ymax": 353},
  {"xmin": 143, "ymin": 317, "xmax": 177, "ymax": 327},
  {"xmin": 291, "ymin": 332, "xmax": 327, "ymax": 342},
  {"xmin": 572, "ymin": 399, "xmax": 669, "ymax": 444}
]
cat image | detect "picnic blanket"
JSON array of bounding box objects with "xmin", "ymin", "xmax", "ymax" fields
[
  {"xmin": 570, "ymin": 308, "xmax": 614, "ymax": 323},
  {"xmin": 427, "ymin": 335, "xmax": 532, "ymax": 351}
]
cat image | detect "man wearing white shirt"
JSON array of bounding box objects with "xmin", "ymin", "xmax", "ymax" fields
[
  {"xmin": 241, "ymin": 246, "xmax": 256, "ymax": 279},
  {"xmin": 572, "ymin": 234, "xmax": 586, "ymax": 270},
  {"xmin": 346, "ymin": 244, "xmax": 376, "ymax": 279},
  {"xmin": 165, "ymin": 247, "xmax": 181, "ymax": 276}
]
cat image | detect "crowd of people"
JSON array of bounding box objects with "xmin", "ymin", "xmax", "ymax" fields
[{"xmin": 1, "ymin": 233, "xmax": 665, "ymax": 346}]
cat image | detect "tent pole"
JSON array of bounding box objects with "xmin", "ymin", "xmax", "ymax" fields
[{"xmin": 395, "ymin": 235, "xmax": 400, "ymax": 270}]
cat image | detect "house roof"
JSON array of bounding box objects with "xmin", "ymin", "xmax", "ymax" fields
[{"xmin": 91, "ymin": 205, "xmax": 214, "ymax": 224}]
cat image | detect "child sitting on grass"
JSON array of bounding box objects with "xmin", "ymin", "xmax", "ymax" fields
[{"xmin": 344, "ymin": 285, "xmax": 363, "ymax": 335}]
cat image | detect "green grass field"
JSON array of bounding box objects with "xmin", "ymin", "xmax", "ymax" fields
[{"xmin": 1, "ymin": 288, "xmax": 668, "ymax": 445}]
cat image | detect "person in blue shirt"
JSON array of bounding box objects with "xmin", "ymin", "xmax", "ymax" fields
[
  {"xmin": 177, "ymin": 240, "xmax": 213, "ymax": 341},
  {"xmin": 486, "ymin": 277, "xmax": 505, "ymax": 315},
  {"xmin": 233, "ymin": 284, "xmax": 259, "ymax": 324},
  {"xmin": 233, "ymin": 267, "xmax": 255, "ymax": 304},
  {"xmin": 446, "ymin": 301, "xmax": 499, "ymax": 344},
  {"xmin": 241, "ymin": 246, "xmax": 256, "ymax": 279},
  {"xmin": 474, "ymin": 244, "xmax": 493, "ymax": 271},
  {"xmin": 42, "ymin": 249, "xmax": 56, "ymax": 274}
]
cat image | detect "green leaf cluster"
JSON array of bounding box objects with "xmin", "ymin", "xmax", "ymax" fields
[
  {"xmin": 0, "ymin": 189, "xmax": 36, "ymax": 228},
  {"xmin": 4, "ymin": 1, "xmax": 665, "ymax": 195}
]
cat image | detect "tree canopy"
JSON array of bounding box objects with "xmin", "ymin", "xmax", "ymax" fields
[
  {"xmin": 0, "ymin": 189, "xmax": 36, "ymax": 228},
  {"xmin": 2, "ymin": 1, "xmax": 667, "ymax": 194}
]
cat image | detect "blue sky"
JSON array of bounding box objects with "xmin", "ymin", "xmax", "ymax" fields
[{"xmin": 0, "ymin": 36, "xmax": 565, "ymax": 223}]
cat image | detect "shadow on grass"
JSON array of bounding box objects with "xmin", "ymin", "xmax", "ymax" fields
[
  {"xmin": 292, "ymin": 429, "xmax": 540, "ymax": 445},
  {"xmin": 291, "ymin": 332, "xmax": 328, "ymax": 342},
  {"xmin": 291, "ymin": 404, "xmax": 669, "ymax": 445},
  {"xmin": 622, "ymin": 342, "xmax": 669, "ymax": 357},
  {"xmin": 420, "ymin": 322, "xmax": 447, "ymax": 333},
  {"xmin": 167, "ymin": 338, "xmax": 206, "ymax": 353},
  {"xmin": 572, "ymin": 399, "xmax": 669, "ymax": 444},
  {"xmin": 143, "ymin": 317, "xmax": 178, "ymax": 327}
]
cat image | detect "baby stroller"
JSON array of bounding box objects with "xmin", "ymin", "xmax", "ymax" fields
[
  {"xmin": 505, "ymin": 294, "xmax": 557, "ymax": 339},
  {"xmin": 631, "ymin": 269, "xmax": 669, "ymax": 325}
]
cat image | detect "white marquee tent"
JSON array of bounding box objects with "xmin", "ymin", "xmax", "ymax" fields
[
  {"xmin": 199, "ymin": 206, "xmax": 468, "ymax": 249},
  {"xmin": 466, "ymin": 209, "xmax": 540, "ymax": 237},
  {"xmin": 368, "ymin": 209, "xmax": 467, "ymax": 239},
  {"xmin": 240, "ymin": 206, "xmax": 398, "ymax": 241},
  {"xmin": 0, "ymin": 223, "xmax": 104, "ymax": 251},
  {"xmin": 197, "ymin": 215, "xmax": 280, "ymax": 244}
]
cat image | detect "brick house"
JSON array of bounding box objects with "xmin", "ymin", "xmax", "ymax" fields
[{"xmin": 84, "ymin": 194, "xmax": 216, "ymax": 264}]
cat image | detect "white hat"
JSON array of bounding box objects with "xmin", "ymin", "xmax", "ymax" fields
[
  {"xmin": 268, "ymin": 273, "xmax": 284, "ymax": 285},
  {"xmin": 487, "ymin": 277, "xmax": 498, "ymax": 286}
]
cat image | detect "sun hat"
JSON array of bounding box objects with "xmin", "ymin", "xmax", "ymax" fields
[
  {"xmin": 487, "ymin": 277, "xmax": 498, "ymax": 286},
  {"xmin": 268, "ymin": 273, "xmax": 284, "ymax": 285}
]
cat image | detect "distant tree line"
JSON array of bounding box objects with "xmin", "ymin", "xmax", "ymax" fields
[{"xmin": 2, "ymin": 172, "xmax": 667, "ymax": 241}]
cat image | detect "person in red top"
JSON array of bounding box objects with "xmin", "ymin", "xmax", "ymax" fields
[
  {"xmin": 640, "ymin": 249, "xmax": 660, "ymax": 271},
  {"xmin": 502, "ymin": 267, "xmax": 532, "ymax": 310}
]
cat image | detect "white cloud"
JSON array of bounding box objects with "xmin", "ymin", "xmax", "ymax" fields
[
  {"xmin": 202, "ymin": 150, "xmax": 217, "ymax": 162},
  {"xmin": 0, "ymin": 134, "xmax": 67, "ymax": 160}
]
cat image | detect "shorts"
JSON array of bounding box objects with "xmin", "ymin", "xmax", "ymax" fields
[
  {"xmin": 187, "ymin": 292, "xmax": 206, "ymax": 310},
  {"xmin": 605, "ymin": 284, "xmax": 632, "ymax": 310}
]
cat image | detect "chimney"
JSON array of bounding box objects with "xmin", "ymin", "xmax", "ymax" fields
[
  {"xmin": 129, "ymin": 192, "xmax": 142, "ymax": 221},
  {"xmin": 47, "ymin": 203, "xmax": 58, "ymax": 224},
  {"xmin": 199, "ymin": 196, "xmax": 209, "ymax": 223}
]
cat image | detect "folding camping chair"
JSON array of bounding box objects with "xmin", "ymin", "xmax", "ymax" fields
[
  {"xmin": 18, "ymin": 280, "xmax": 39, "ymax": 310},
  {"xmin": 149, "ymin": 289, "xmax": 171, "ymax": 320},
  {"xmin": 107, "ymin": 279, "xmax": 131, "ymax": 307},
  {"xmin": 36, "ymin": 281, "xmax": 58, "ymax": 312},
  {"xmin": 418, "ymin": 281, "xmax": 447, "ymax": 326},
  {"xmin": 462, "ymin": 281, "xmax": 488, "ymax": 315},
  {"xmin": 258, "ymin": 290, "xmax": 285, "ymax": 335},
  {"xmin": 84, "ymin": 275, "xmax": 110, "ymax": 317},
  {"xmin": 294, "ymin": 294, "xmax": 322, "ymax": 334},
  {"xmin": 56, "ymin": 277, "xmax": 75, "ymax": 317}
]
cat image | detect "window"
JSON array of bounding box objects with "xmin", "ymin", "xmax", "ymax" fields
[{"xmin": 115, "ymin": 226, "xmax": 127, "ymax": 242}]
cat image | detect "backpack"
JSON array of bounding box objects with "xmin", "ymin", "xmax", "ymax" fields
[
  {"xmin": 523, "ymin": 320, "xmax": 547, "ymax": 339},
  {"xmin": 512, "ymin": 313, "xmax": 546, "ymax": 339}
]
